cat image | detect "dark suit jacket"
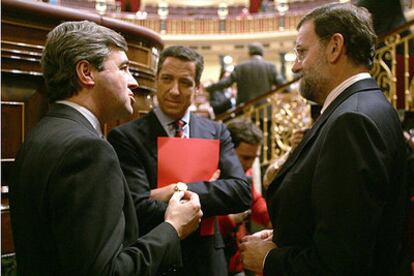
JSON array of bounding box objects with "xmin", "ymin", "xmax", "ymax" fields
[
  {"xmin": 264, "ymin": 78, "xmax": 408, "ymax": 275},
  {"xmin": 209, "ymin": 88, "xmax": 233, "ymax": 115},
  {"xmin": 108, "ymin": 111, "xmax": 251, "ymax": 276},
  {"xmin": 206, "ymin": 56, "xmax": 285, "ymax": 106},
  {"xmin": 9, "ymin": 104, "xmax": 181, "ymax": 276}
]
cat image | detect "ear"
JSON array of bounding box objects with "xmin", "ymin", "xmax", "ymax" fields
[
  {"xmin": 75, "ymin": 60, "xmax": 95, "ymax": 88},
  {"xmin": 326, "ymin": 33, "xmax": 344, "ymax": 63}
]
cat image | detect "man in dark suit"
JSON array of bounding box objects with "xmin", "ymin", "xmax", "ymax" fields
[
  {"xmin": 108, "ymin": 45, "xmax": 251, "ymax": 276},
  {"xmin": 205, "ymin": 43, "xmax": 285, "ymax": 106},
  {"xmin": 9, "ymin": 21, "xmax": 203, "ymax": 275},
  {"xmin": 240, "ymin": 3, "xmax": 409, "ymax": 275},
  {"xmin": 208, "ymin": 69, "xmax": 236, "ymax": 116}
]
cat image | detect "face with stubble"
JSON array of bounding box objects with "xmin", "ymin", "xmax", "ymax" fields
[{"xmin": 292, "ymin": 20, "xmax": 330, "ymax": 104}]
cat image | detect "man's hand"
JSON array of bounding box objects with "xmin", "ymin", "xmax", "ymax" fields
[
  {"xmin": 242, "ymin": 229, "xmax": 273, "ymax": 242},
  {"xmin": 229, "ymin": 210, "xmax": 251, "ymax": 225},
  {"xmin": 404, "ymin": 130, "xmax": 414, "ymax": 150},
  {"xmin": 209, "ymin": 169, "xmax": 221, "ymax": 181},
  {"xmin": 150, "ymin": 185, "xmax": 175, "ymax": 202},
  {"xmin": 165, "ymin": 191, "xmax": 203, "ymax": 239},
  {"xmin": 150, "ymin": 181, "xmax": 187, "ymax": 202},
  {"xmin": 151, "ymin": 168, "xmax": 220, "ymax": 202},
  {"xmin": 240, "ymin": 232, "xmax": 277, "ymax": 273}
]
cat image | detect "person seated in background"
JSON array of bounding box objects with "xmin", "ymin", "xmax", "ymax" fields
[
  {"xmin": 208, "ymin": 69, "xmax": 237, "ymax": 116},
  {"xmin": 218, "ymin": 119, "xmax": 271, "ymax": 276},
  {"xmin": 8, "ymin": 20, "xmax": 202, "ymax": 275},
  {"xmin": 108, "ymin": 45, "xmax": 251, "ymax": 276}
]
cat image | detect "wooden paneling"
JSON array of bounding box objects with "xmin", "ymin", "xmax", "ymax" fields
[
  {"xmin": 1, "ymin": 209, "xmax": 14, "ymax": 254},
  {"xmin": 1, "ymin": 102, "xmax": 24, "ymax": 160}
]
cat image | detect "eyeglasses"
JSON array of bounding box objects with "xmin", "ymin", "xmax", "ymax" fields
[{"xmin": 293, "ymin": 47, "xmax": 306, "ymax": 63}]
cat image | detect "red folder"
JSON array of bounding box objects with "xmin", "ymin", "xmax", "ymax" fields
[{"xmin": 157, "ymin": 137, "xmax": 220, "ymax": 236}]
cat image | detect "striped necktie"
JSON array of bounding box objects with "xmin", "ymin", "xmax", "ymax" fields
[{"xmin": 173, "ymin": 120, "xmax": 186, "ymax": 138}]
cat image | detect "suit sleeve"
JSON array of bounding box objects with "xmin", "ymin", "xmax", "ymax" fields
[
  {"xmin": 49, "ymin": 137, "xmax": 180, "ymax": 275},
  {"xmin": 264, "ymin": 112, "xmax": 395, "ymax": 275},
  {"xmin": 270, "ymin": 63, "xmax": 285, "ymax": 87},
  {"xmin": 186, "ymin": 123, "xmax": 251, "ymax": 217},
  {"xmin": 205, "ymin": 72, "xmax": 236, "ymax": 93},
  {"xmin": 209, "ymin": 90, "xmax": 233, "ymax": 115},
  {"xmin": 108, "ymin": 128, "xmax": 168, "ymax": 235}
]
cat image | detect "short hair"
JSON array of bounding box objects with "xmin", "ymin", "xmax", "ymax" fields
[
  {"xmin": 248, "ymin": 43, "xmax": 264, "ymax": 56},
  {"xmin": 227, "ymin": 119, "xmax": 263, "ymax": 148},
  {"xmin": 157, "ymin": 45, "xmax": 204, "ymax": 85},
  {"xmin": 41, "ymin": 20, "xmax": 128, "ymax": 102},
  {"xmin": 298, "ymin": 3, "xmax": 377, "ymax": 69}
]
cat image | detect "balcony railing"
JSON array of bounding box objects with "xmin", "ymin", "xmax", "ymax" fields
[{"xmin": 111, "ymin": 12, "xmax": 305, "ymax": 35}]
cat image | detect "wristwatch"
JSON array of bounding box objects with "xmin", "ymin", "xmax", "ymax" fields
[{"xmin": 174, "ymin": 182, "xmax": 188, "ymax": 193}]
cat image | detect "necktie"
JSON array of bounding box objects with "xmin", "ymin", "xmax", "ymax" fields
[{"xmin": 173, "ymin": 120, "xmax": 186, "ymax": 138}]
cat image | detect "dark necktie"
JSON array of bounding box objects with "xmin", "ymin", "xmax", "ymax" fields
[{"xmin": 173, "ymin": 120, "xmax": 186, "ymax": 138}]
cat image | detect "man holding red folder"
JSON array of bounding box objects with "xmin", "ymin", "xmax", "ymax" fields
[{"xmin": 108, "ymin": 45, "xmax": 251, "ymax": 275}]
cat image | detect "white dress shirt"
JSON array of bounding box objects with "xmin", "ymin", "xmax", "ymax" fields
[{"xmin": 320, "ymin": 72, "xmax": 371, "ymax": 114}]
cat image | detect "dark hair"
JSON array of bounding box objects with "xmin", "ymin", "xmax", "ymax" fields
[
  {"xmin": 298, "ymin": 3, "xmax": 377, "ymax": 69},
  {"xmin": 227, "ymin": 119, "xmax": 263, "ymax": 148},
  {"xmin": 248, "ymin": 43, "xmax": 264, "ymax": 56},
  {"xmin": 41, "ymin": 20, "xmax": 128, "ymax": 102},
  {"xmin": 157, "ymin": 45, "xmax": 204, "ymax": 85}
]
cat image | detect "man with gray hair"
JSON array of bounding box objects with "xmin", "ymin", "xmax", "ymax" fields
[
  {"xmin": 9, "ymin": 20, "xmax": 202, "ymax": 275},
  {"xmin": 240, "ymin": 3, "xmax": 409, "ymax": 275}
]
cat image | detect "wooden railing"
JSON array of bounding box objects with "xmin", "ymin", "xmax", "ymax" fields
[{"xmin": 112, "ymin": 12, "xmax": 305, "ymax": 35}]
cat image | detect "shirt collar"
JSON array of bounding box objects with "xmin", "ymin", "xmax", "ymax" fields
[
  {"xmin": 251, "ymin": 55, "xmax": 263, "ymax": 60},
  {"xmin": 321, "ymin": 72, "xmax": 371, "ymax": 114},
  {"xmin": 154, "ymin": 107, "xmax": 191, "ymax": 137},
  {"xmin": 320, "ymin": 72, "xmax": 371, "ymax": 114},
  {"xmin": 56, "ymin": 100, "xmax": 103, "ymax": 137}
]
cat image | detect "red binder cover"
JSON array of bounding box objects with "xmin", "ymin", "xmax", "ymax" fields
[{"xmin": 157, "ymin": 137, "xmax": 220, "ymax": 236}]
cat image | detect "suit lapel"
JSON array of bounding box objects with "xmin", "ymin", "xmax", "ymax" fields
[
  {"xmin": 144, "ymin": 111, "xmax": 168, "ymax": 160},
  {"xmin": 271, "ymin": 78, "xmax": 379, "ymax": 186},
  {"xmin": 189, "ymin": 113, "xmax": 216, "ymax": 139}
]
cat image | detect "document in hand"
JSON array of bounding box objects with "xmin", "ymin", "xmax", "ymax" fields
[{"xmin": 157, "ymin": 137, "xmax": 220, "ymax": 235}]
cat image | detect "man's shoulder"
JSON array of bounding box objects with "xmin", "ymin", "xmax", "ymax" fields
[
  {"xmin": 111, "ymin": 111, "xmax": 154, "ymax": 133},
  {"xmin": 238, "ymin": 58, "xmax": 274, "ymax": 68},
  {"xmin": 191, "ymin": 114, "xmax": 227, "ymax": 138},
  {"xmin": 192, "ymin": 114, "xmax": 223, "ymax": 128}
]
